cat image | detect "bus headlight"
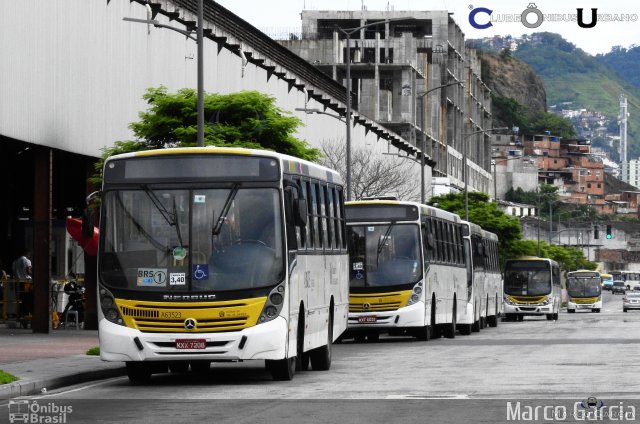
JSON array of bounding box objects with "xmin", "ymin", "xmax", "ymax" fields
[
  {"xmin": 99, "ymin": 285, "xmax": 125, "ymax": 326},
  {"xmin": 504, "ymin": 296, "xmax": 515, "ymax": 306},
  {"xmin": 258, "ymin": 283, "xmax": 286, "ymax": 324},
  {"xmin": 406, "ymin": 282, "xmax": 424, "ymax": 306},
  {"xmin": 539, "ymin": 298, "xmax": 551, "ymax": 306}
]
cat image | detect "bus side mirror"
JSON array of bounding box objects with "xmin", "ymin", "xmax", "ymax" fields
[
  {"xmin": 295, "ymin": 199, "xmax": 308, "ymax": 227},
  {"xmin": 82, "ymin": 208, "xmax": 95, "ymax": 238}
]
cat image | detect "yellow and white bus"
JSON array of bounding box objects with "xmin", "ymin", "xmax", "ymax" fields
[
  {"xmin": 344, "ymin": 200, "xmax": 466, "ymax": 341},
  {"xmin": 458, "ymin": 221, "xmax": 502, "ymax": 334},
  {"xmin": 566, "ymin": 270, "xmax": 602, "ymax": 313},
  {"xmin": 96, "ymin": 147, "xmax": 349, "ymax": 381},
  {"xmin": 503, "ymin": 257, "xmax": 562, "ymax": 321}
]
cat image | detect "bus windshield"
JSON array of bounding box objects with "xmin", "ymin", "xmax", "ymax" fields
[
  {"xmin": 504, "ymin": 261, "xmax": 551, "ymax": 296},
  {"xmin": 347, "ymin": 224, "xmax": 421, "ymax": 287},
  {"xmin": 100, "ymin": 187, "xmax": 284, "ymax": 292},
  {"xmin": 567, "ymin": 277, "xmax": 602, "ymax": 297}
]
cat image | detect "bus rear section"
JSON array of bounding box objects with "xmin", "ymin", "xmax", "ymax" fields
[
  {"xmin": 97, "ymin": 148, "xmax": 348, "ymax": 381},
  {"xmin": 566, "ymin": 271, "xmax": 602, "ymax": 313},
  {"xmin": 503, "ymin": 258, "xmax": 561, "ymax": 321}
]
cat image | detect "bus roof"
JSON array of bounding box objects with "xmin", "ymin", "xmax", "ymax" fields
[
  {"xmin": 345, "ymin": 199, "xmax": 461, "ymax": 222},
  {"xmin": 461, "ymin": 220, "xmax": 498, "ymax": 241},
  {"xmin": 105, "ymin": 146, "xmax": 343, "ymax": 184},
  {"xmin": 506, "ymin": 257, "xmax": 559, "ymax": 266}
]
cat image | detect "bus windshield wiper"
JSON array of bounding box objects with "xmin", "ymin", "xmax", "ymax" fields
[
  {"xmin": 377, "ymin": 223, "xmax": 395, "ymax": 254},
  {"xmin": 140, "ymin": 184, "xmax": 185, "ymax": 248},
  {"xmin": 141, "ymin": 184, "xmax": 176, "ymax": 226},
  {"xmin": 213, "ymin": 184, "xmax": 240, "ymax": 236}
]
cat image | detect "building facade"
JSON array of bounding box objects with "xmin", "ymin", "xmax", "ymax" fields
[{"xmin": 276, "ymin": 10, "xmax": 493, "ymax": 198}]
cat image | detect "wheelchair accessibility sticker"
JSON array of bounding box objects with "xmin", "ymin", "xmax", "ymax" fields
[{"xmin": 192, "ymin": 264, "xmax": 209, "ymax": 281}]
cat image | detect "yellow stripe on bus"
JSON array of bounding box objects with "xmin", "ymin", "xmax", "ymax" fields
[
  {"xmin": 115, "ymin": 297, "xmax": 267, "ymax": 333},
  {"xmin": 134, "ymin": 147, "xmax": 253, "ymax": 156},
  {"xmin": 349, "ymin": 290, "xmax": 412, "ymax": 312}
]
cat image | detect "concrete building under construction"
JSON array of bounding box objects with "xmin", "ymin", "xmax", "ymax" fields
[{"xmin": 276, "ymin": 10, "xmax": 493, "ymax": 197}]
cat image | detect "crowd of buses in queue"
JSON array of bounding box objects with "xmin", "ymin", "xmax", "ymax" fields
[{"xmin": 91, "ymin": 147, "xmax": 620, "ymax": 382}]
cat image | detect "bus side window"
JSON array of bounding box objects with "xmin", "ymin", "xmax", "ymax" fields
[
  {"xmin": 299, "ymin": 179, "xmax": 309, "ymax": 251},
  {"xmin": 324, "ymin": 185, "xmax": 334, "ymax": 250},
  {"xmin": 336, "ymin": 187, "xmax": 347, "ymax": 251},
  {"xmin": 283, "ymin": 183, "xmax": 298, "ymax": 251},
  {"xmin": 317, "ymin": 183, "xmax": 328, "ymax": 250},
  {"xmin": 305, "ymin": 180, "xmax": 317, "ymax": 250}
]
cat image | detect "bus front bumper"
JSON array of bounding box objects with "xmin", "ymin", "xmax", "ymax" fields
[
  {"xmin": 347, "ymin": 301, "xmax": 425, "ymax": 332},
  {"xmin": 567, "ymin": 300, "xmax": 602, "ymax": 311},
  {"xmin": 99, "ymin": 316, "xmax": 288, "ymax": 363},
  {"xmin": 503, "ymin": 303, "xmax": 553, "ymax": 315}
]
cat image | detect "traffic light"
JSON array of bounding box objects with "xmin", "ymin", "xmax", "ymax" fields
[
  {"xmin": 606, "ymin": 225, "xmax": 613, "ymax": 239},
  {"xmin": 594, "ymin": 225, "xmax": 599, "ymax": 239}
]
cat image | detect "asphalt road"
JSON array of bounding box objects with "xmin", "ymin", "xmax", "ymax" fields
[{"xmin": 15, "ymin": 291, "xmax": 640, "ymax": 424}]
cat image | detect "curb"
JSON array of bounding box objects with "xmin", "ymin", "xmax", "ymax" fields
[{"xmin": 0, "ymin": 366, "xmax": 126, "ymax": 400}]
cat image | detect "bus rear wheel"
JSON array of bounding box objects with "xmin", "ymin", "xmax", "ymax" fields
[
  {"xmin": 442, "ymin": 305, "xmax": 456, "ymax": 339},
  {"xmin": 310, "ymin": 310, "xmax": 332, "ymax": 371},
  {"xmin": 568, "ymin": 309, "xmax": 576, "ymax": 313},
  {"xmin": 517, "ymin": 315, "xmax": 524, "ymax": 322},
  {"xmin": 546, "ymin": 314, "xmax": 553, "ymax": 320}
]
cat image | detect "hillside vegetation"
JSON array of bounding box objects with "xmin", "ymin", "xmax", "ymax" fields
[{"xmin": 512, "ymin": 33, "xmax": 640, "ymax": 157}]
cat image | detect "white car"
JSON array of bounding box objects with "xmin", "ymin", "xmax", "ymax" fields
[{"xmin": 623, "ymin": 292, "xmax": 640, "ymax": 312}]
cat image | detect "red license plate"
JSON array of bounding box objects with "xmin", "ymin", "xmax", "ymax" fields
[
  {"xmin": 175, "ymin": 339, "xmax": 206, "ymax": 349},
  {"xmin": 358, "ymin": 315, "xmax": 377, "ymax": 323}
]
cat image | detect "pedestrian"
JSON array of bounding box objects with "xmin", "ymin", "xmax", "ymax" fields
[
  {"xmin": 12, "ymin": 249, "xmax": 32, "ymax": 281},
  {"xmin": 0, "ymin": 259, "xmax": 8, "ymax": 281}
]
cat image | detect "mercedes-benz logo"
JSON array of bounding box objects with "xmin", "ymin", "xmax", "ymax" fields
[
  {"xmin": 184, "ymin": 318, "xmax": 197, "ymax": 330},
  {"xmin": 363, "ymin": 303, "xmax": 370, "ymax": 310}
]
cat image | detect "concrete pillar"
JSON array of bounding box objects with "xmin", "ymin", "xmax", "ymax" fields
[
  {"xmin": 32, "ymin": 147, "xmax": 51, "ymax": 333},
  {"xmin": 374, "ymin": 32, "xmax": 380, "ymax": 121}
]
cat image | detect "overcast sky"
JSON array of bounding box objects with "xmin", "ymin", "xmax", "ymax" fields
[{"xmin": 216, "ymin": 0, "xmax": 640, "ymax": 55}]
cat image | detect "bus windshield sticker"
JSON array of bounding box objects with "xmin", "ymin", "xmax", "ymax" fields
[
  {"xmin": 353, "ymin": 262, "xmax": 364, "ymax": 270},
  {"xmin": 137, "ymin": 268, "xmax": 168, "ymax": 287},
  {"xmin": 192, "ymin": 264, "xmax": 209, "ymax": 281},
  {"xmin": 367, "ymin": 227, "xmax": 375, "ymax": 232},
  {"xmin": 170, "ymin": 273, "xmax": 186, "ymax": 285},
  {"xmin": 172, "ymin": 246, "xmax": 187, "ymax": 261},
  {"xmin": 194, "ymin": 194, "xmax": 206, "ymax": 203}
]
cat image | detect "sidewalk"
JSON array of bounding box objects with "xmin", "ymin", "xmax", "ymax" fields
[{"xmin": 0, "ymin": 326, "xmax": 126, "ymax": 399}]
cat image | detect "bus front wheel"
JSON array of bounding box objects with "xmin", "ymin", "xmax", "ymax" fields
[
  {"xmin": 266, "ymin": 357, "xmax": 295, "ymax": 381},
  {"xmin": 126, "ymin": 362, "xmax": 151, "ymax": 384}
]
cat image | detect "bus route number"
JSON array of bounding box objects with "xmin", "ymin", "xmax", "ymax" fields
[{"xmin": 161, "ymin": 311, "xmax": 182, "ymax": 319}]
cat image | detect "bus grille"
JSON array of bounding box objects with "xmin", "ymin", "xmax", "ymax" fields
[
  {"xmin": 509, "ymin": 295, "xmax": 547, "ymax": 304},
  {"xmin": 349, "ymin": 290, "xmax": 412, "ymax": 312},
  {"xmin": 572, "ymin": 297, "xmax": 599, "ymax": 304},
  {"xmin": 115, "ymin": 297, "xmax": 267, "ymax": 333}
]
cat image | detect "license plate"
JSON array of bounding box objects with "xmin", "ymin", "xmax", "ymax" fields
[
  {"xmin": 175, "ymin": 339, "xmax": 206, "ymax": 349},
  {"xmin": 358, "ymin": 315, "xmax": 377, "ymax": 323}
]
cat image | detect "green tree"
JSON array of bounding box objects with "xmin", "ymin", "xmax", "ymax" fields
[
  {"xmin": 91, "ymin": 87, "xmax": 320, "ymax": 185},
  {"xmin": 428, "ymin": 191, "xmax": 595, "ymax": 270},
  {"xmin": 529, "ymin": 112, "xmax": 576, "ymax": 138},
  {"xmin": 428, "ymin": 192, "xmax": 522, "ymax": 266}
]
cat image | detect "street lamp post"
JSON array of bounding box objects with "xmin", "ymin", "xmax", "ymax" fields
[
  {"xmin": 418, "ymin": 81, "xmax": 463, "ymax": 204},
  {"xmin": 124, "ymin": 0, "xmax": 205, "ymax": 147},
  {"xmin": 337, "ymin": 17, "xmax": 412, "ymax": 201},
  {"xmin": 462, "ymin": 127, "xmax": 508, "ymax": 222}
]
